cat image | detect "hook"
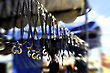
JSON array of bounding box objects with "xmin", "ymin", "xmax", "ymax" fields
[
  {"xmin": 42, "ymin": 49, "xmax": 47, "ymax": 55},
  {"xmin": 36, "ymin": 51, "xmax": 41, "ymax": 60},
  {"xmin": 47, "ymin": 54, "xmax": 51, "ymax": 61},
  {"xmin": 36, "ymin": 54, "xmax": 41, "ymax": 60},
  {"xmin": 17, "ymin": 46, "xmax": 22, "ymax": 54},
  {"xmin": 27, "ymin": 44, "xmax": 33, "ymax": 57},
  {"xmin": 32, "ymin": 52, "xmax": 36, "ymax": 59},
  {"xmin": 27, "ymin": 50, "xmax": 31, "ymax": 57},
  {"xmin": 31, "ymin": 50, "xmax": 36, "ymax": 59},
  {"xmin": 17, "ymin": 43, "xmax": 22, "ymax": 54}
]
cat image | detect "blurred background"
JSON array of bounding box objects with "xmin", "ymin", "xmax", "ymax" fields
[
  {"xmin": 0, "ymin": 0, "xmax": 110, "ymax": 73},
  {"xmin": 89, "ymin": 0, "xmax": 110, "ymax": 73}
]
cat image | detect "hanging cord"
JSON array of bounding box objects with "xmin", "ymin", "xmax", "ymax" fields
[
  {"xmin": 40, "ymin": 4, "xmax": 45, "ymax": 44},
  {"xmin": 20, "ymin": 0, "xmax": 32, "ymax": 67},
  {"xmin": 83, "ymin": 0, "xmax": 89, "ymax": 42},
  {"xmin": 26, "ymin": 0, "xmax": 34, "ymax": 47},
  {"xmin": 41, "ymin": 5, "xmax": 48, "ymax": 53},
  {"xmin": 67, "ymin": 29, "xmax": 70, "ymax": 50},
  {"xmin": 17, "ymin": 0, "xmax": 39, "ymax": 68},
  {"xmin": 48, "ymin": 13, "xmax": 52, "ymax": 58},
  {"xmin": 20, "ymin": 0, "xmax": 30, "ymax": 48},
  {"xmin": 20, "ymin": 0, "xmax": 25, "ymax": 43},
  {"xmin": 64, "ymin": 27, "xmax": 70, "ymax": 57},
  {"xmin": 11, "ymin": 0, "xmax": 15, "ymax": 41},
  {"xmin": 32, "ymin": 1, "xmax": 41, "ymax": 60},
  {"xmin": 38, "ymin": 3, "xmax": 46, "ymax": 60},
  {"xmin": 30, "ymin": 0, "xmax": 36, "ymax": 50},
  {"xmin": 44, "ymin": 10, "xmax": 48, "ymax": 38},
  {"xmin": 39, "ymin": 4, "xmax": 44, "ymax": 38},
  {"xmin": 11, "ymin": 0, "xmax": 22, "ymax": 55},
  {"xmin": 20, "ymin": 0, "xmax": 32, "ymax": 54},
  {"xmin": 34, "ymin": 0, "xmax": 40, "ymax": 44},
  {"xmin": 39, "ymin": 3, "xmax": 46, "ymax": 57},
  {"xmin": 20, "ymin": 0, "xmax": 31, "ymax": 49},
  {"xmin": 61, "ymin": 27, "xmax": 64, "ymax": 66},
  {"xmin": 44, "ymin": 8, "xmax": 48, "ymax": 51},
  {"xmin": 48, "ymin": 13, "xmax": 52, "ymax": 39},
  {"xmin": 25, "ymin": 0, "xmax": 41, "ymax": 60},
  {"xmin": 33, "ymin": 1, "xmax": 39, "ymax": 40},
  {"xmin": 69, "ymin": 32, "xmax": 73, "ymax": 57},
  {"xmin": 52, "ymin": 16, "xmax": 56, "ymax": 40},
  {"xmin": 24, "ymin": 0, "xmax": 41, "ymax": 66},
  {"xmin": 83, "ymin": 0, "xmax": 89, "ymax": 73},
  {"xmin": 39, "ymin": 2, "xmax": 46, "ymax": 59}
]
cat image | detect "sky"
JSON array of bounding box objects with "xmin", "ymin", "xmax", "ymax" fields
[{"xmin": 89, "ymin": 0, "xmax": 110, "ymax": 17}]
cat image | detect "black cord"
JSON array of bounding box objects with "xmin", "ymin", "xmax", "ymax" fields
[
  {"xmin": 40, "ymin": 7, "xmax": 44, "ymax": 38},
  {"xmin": 61, "ymin": 27, "xmax": 64, "ymax": 66},
  {"xmin": 84, "ymin": 0, "xmax": 89, "ymax": 73},
  {"xmin": 20, "ymin": 0, "xmax": 25, "ymax": 43},
  {"xmin": 45, "ymin": 12, "xmax": 48, "ymax": 38},
  {"xmin": 84, "ymin": 0, "xmax": 89, "ymax": 42},
  {"xmin": 11, "ymin": 0, "xmax": 16, "ymax": 41}
]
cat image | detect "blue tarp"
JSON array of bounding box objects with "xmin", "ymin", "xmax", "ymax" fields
[
  {"xmin": 6, "ymin": 21, "xmax": 99, "ymax": 40},
  {"xmin": 58, "ymin": 21, "xmax": 99, "ymax": 34}
]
